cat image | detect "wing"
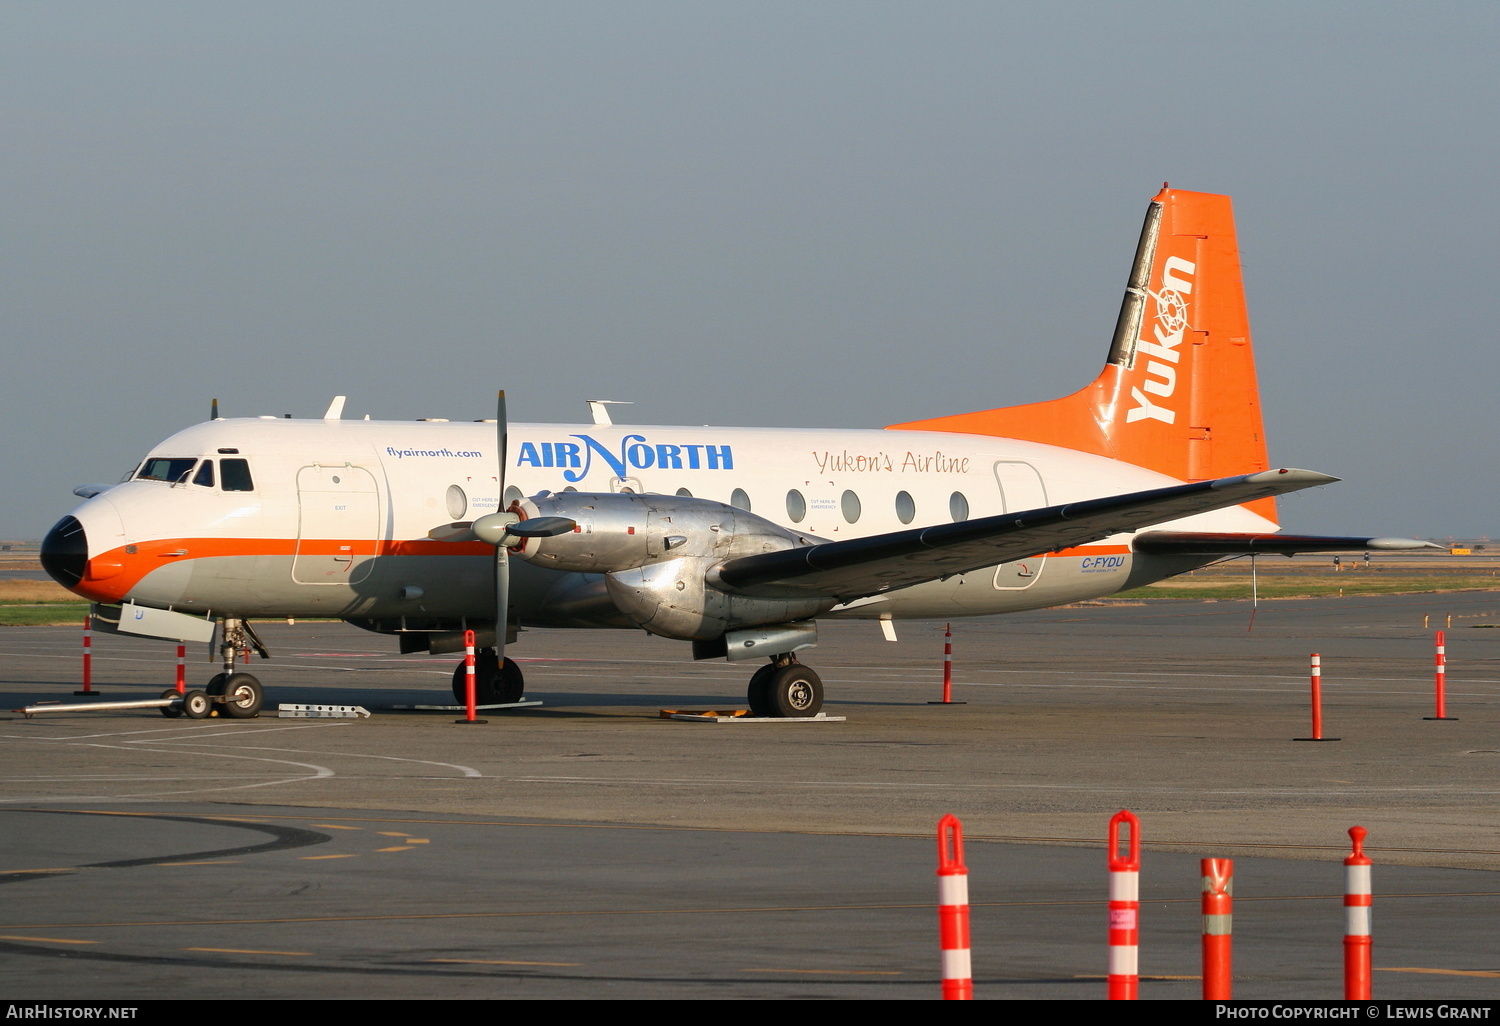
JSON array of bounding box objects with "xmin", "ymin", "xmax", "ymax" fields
[
  {"xmin": 712, "ymin": 468, "xmax": 1336, "ymax": 601},
  {"xmin": 1132, "ymin": 532, "xmax": 1440, "ymax": 555}
]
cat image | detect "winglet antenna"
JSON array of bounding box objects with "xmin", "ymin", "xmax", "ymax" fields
[{"xmin": 586, "ymin": 400, "xmax": 633, "ymax": 426}]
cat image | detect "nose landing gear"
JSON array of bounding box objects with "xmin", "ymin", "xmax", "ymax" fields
[{"xmin": 157, "ymin": 618, "xmax": 267, "ymax": 718}]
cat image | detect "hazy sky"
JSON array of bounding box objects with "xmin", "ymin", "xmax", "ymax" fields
[{"xmin": 5, "ymin": 2, "xmax": 1495, "ymax": 539}]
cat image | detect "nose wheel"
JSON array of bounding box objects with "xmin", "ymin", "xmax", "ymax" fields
[
  {"xmin": 746, "ymin": 659, "xmax": 823, "ymax": 717},
  {"xmin": 211, "ymin": 673, "xmax": 265, "ymax": 718}
]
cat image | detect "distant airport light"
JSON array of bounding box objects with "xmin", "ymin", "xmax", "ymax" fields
[
  {"xmin": 1107, "ymin": 810, "xmax": 1141, "ymax": 1000},
  {"xmin": 936, "ymin": 814, "xmax": 973, "ymax": 1000}
]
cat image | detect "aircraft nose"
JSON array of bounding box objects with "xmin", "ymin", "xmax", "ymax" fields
[{"xmin": 41, "ymin": 515, "xmax": 88, "ymax": 588}]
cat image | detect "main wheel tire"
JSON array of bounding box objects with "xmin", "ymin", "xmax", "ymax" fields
[
  {"xmin": 746, "ymin": 664, "xmax": 776, "ymax": 717},
  {"xmin": 494, "ymin": 657, "xmax": 525, "ymax": 705},
  {"xmin": 451, "ymin": 650, "xmax": 524, "ymax": 705},
  {"xmin": 218, "ymin": 673, "xmax": 264, "ymax": 718},
  {"xmin": 452, "ymin": 648, "xmax": 498, "ymax": 704},
  {"xmin": 159, "ymin": 688, "xmax": 184, "ymax": 718},
  {"xmin": 766, "ymin": 665, "xmax": 823, "ymax": 718},
  {"xmin": 180, "ymin": 690, "xmax": 212, "ymax": 719}
]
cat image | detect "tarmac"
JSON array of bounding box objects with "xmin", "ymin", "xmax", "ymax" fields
[{"xmin": 2, "ymin": 590, "xmax": 1497, "ymax": 999}]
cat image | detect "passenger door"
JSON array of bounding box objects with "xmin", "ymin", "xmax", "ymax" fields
[{"xmin": 292, "ymin": 464, "xmax": 381, "ymax": 585}]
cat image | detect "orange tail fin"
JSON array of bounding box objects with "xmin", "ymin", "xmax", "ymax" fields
[{"xmin": 889, "ymin": 187, "xmax": 1274, "ymax": 523}]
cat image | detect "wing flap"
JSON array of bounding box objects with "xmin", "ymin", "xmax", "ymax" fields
[{"xmin": 713, "ymin": 468, "xmax": 1336, "ymax": 600}]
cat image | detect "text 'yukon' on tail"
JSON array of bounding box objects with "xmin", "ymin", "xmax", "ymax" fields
[{"xmin": 888, "ymin": 187, "xmax": 1274, "ymax": 522}]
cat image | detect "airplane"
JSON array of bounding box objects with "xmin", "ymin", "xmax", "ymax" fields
[{"xmin": 39, "ymin": 187, "xmax": 1431, "ymax": 719}]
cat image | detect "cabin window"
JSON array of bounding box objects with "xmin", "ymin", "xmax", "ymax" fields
[
  {"xmin": 785, "ymin": 489, "xmax": 806, "ymax": 523},
  {"xmin": 136, "ymin": 457, "xmax": 197, "ymax": 483},
  {"xmin": 503, "ymin": 485, "xmax": 524, "ymax": 507},
  {"xmin": 949, "ymin": 491, "xmax": 969, "ymax": 522},
  {"xmin": 730, "ymin": 488, "xmax": 752, "ymax": 512},
  {"xmin": 192, "ymin": 461, "xmax": 215, "ymax": 488},
  {"xmin": 220, "ymin": 458, "xmax": 255, "ymax": 491},
  {"xmin": 446, "ymin": 485, "xmax": 468, "ymax": 519},
  {"xmin": 840, "ymin": 490, "xmax": 862, "ymax": 524},
  {"xmin": 895, "ymin": 490, "xmax": 916, "ymax": 524},
  {"xmin": 675, "ymin": 487, "xmax": 693, "ymax": 498}
]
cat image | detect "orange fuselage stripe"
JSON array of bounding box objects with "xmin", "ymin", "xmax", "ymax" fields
[{"xmin": 74, "ymin": 539, "xmax": 1135, "ymax": 605}]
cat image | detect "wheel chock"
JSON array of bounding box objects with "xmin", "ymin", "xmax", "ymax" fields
[
  {"xmin": 276, "ymin": 704, "xmax": 372, "ymax": 719},
  {"xmin": 383, "ymin": 700, "xmax": 544, "ymax": 713}
]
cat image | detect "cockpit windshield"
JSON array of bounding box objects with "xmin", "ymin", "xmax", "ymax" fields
[
  {"xmin": 136, "ymin": 457, "xmax": 198, "ymax": 483},
  {"xmin": 132, "ymin": 455, "xmax": 254, "ymax": 490}
]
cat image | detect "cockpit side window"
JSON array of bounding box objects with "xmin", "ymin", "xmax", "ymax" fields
[
  {"xmin": 220, "ymin": 458, "xmax": 254, "ymax": 491},
  {"xmin": 192, "ymin": 461, "xmax": 215, "ymax": 488},
  {"xmin": 137, "ymin": 457, "xmax": 198, "ymax": 483}
]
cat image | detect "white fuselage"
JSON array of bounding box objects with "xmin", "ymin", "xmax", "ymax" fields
[{"xmin": 59, "ymin": 417, "xmax": 1273, "ymax": 628}]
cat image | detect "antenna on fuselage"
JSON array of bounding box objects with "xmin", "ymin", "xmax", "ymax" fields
[
  {"xmin": 323, "ymin": 395, "xmax": 347, "ymax": 420},
  {"xmin": 586, "ymin": 400, "xmax": 632, "ymax": 425}
]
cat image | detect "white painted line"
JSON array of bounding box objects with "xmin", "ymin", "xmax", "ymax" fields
[
  {"xmin": 223, "ymin": 746, "xmax": 483, "ymax": 778},
  {"xmin": 0, "ymin": 741, "xmax": 335, "ymax": 803},
  {"xmin": 126, "ymin": 723, "xmax": 351, "ymax": 744}
]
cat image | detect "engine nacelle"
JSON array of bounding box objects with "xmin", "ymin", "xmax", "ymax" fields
[
  {"xmin": 604, "ymin": 555, "xmax": 834, "ymax": 641},
  {"xmin": 514, "ymin": 492, "xmax": 835, "ymax": 642},
  {"xmin": 513, "ymin": 492, "xmax": 812, "ymax": 574}
]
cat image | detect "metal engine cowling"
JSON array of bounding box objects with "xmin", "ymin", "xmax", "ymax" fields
[
  {"xmin": 512, "ymin": 492, "xmax": 810, "ymax": 573},
  {"xmin": 513, "ymin": 492, "xmax": 835, "ymax": 641}
]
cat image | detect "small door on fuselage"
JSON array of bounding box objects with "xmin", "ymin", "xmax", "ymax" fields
[
  {"xmin": 292, "ymin": 464, "xmax": 381, "ymax": 585},
  {"xmin": 992, "ymin": 460, "xmax": 1048, "ymax": 590}
]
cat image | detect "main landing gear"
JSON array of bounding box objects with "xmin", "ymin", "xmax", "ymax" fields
[
  {"xmin": 159, "ymin": 617, "xmax": 265, "ymax": 719},
  {"xmin": 746, "ymin": 654, "xmax": 823, "ymax": 718},
  {"xmin": 451, "ymin": 647, "xmax": 525, "ymax": 706}
]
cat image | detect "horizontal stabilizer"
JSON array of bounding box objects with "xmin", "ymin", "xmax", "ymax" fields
[
  {"xmin": 1133, "ymin": 532, "xmax": 1441, "ymax": 555},
  {"xmin": 713, "ymin": 468, "xmax": 1336, "ymax": 602}
]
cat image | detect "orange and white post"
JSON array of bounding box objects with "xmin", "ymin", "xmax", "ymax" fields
[
  {"xmin": 80, "ymin": 616, "xmax": 93, "ymax": 693},
  {"xmin": 1107, "ymin": 809, "xmax": 1141, "ymax": 1000},
  {"xmin": 462, "ymin": 629, "xmax": 479, "ymax": 722},
  {"xmin": 1425, "ymin": 631, "xmax": 1455, "ymax": 720},
  {"xmin": 942, "ymin": 623, "xmax": 953, "ymax": 702},
  {"xmin": 1310, "ymin": 654, "xmax": 1324, "ymax": 739},
  {"xmin": 175, "ymin": 644, "xmax": 186, "ymax": 695},
  {"xmin": 936, "ymin": 814, "xmax": 973, "ymax": 1000},
  {"xmin": 1201, "ymin": 858, "xmax": 1233, "ymax": 1000},
  {"xmin": 1344, "ymin": 826, "xmax": 1373, "ymax": 999}
]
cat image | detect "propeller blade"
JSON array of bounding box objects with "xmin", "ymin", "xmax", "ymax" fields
[
  {"xmin": 508, "ymin": 516, "xmax": 576, "ymax": 538},
  {"xmin": 211, "ymin": 398, "xmax": 220, "ymax": 421},
  {"xmin": 426, "ymin": 522, "xmax": 475, "ymax": 542},
  {"xmin": 495, "ymin": 390, "xmax": 509, "ymax": 667}
]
